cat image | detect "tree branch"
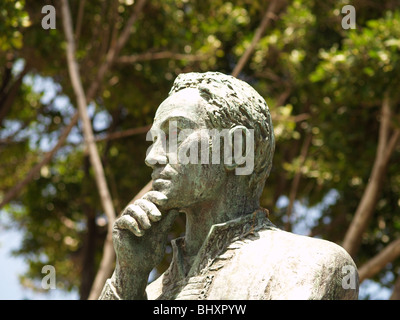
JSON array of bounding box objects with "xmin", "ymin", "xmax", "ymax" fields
[
  {"xmin": 275, "ymin": 87, "xmax": 292, "ymax": 107},
  {"xmin": 61, "ymin": 0, "xmax": 118, "ymax": 303},
  {"xmin": 86, "ymin": 0, "xmax": 148, "ymax": 300},
  {"xmin": 95, "ymin": 124, "xmax": 151, "ymax": 142},
  {"xmin": 117, "ymin": 51, "xmax": 208, "ymax": 64},
  {"xmin": 0, "ymin": 0, "xmax": 147, "ymax": 211},
  {"xmin": 74, "ymin": 0, "xmax": 86, "ymax": 43},
  {"xmin": 358, "ymin": 238, "xmax": 400, "ymax": 283},
  {"xmin": 342, "ymin": 93, "xmax": 399, "ymax": 257},
  {"xmin": 383, "ymin": 128, "xmax": 400, "ymax": 165},
  {"xmin": 61, "ymin": 0, "xmax": 116, "ymax": 215},
  {"xmin": 0, "ymin": 67, "xmax": 28, "ymax": 127},
  {"xmin": 0, "ymin": 112, "xmax": 80, "ymax": 209},
  {"xmin": 284, "ymin": 132, "xmax": 312, "ymax": 231},
  {"xmin": 377, "ymin": 91, "xmax": 391, "ymax": 156},
  {"xmin": 231, "ymin": 0, "xmax": 280, "ymax": 78},
  {"xmin": 87, "ymin": 0, "xmax": 147, "ymax": 101},
  {"xmin": 390, "ymin": 276, "xmax": 400, "ymax": 300}
]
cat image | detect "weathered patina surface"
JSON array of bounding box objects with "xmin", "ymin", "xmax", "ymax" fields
[{"xmin": 99, "ymin": 72, "xmax": 358, "ymax": 300}]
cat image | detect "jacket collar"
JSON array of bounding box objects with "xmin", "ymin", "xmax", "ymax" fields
[{"xmin": 169, "ymin": 208, "xmax": 274, "ymax": 280}]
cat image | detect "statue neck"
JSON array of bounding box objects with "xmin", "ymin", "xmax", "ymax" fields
[{"xmin": 182, "ymin": 193, "xmax": 259, "ymax": 257}]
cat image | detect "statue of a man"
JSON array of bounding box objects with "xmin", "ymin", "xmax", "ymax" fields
[{"xmin": 100, "ymin": 72, "xmax": 359, "ymax": 300}]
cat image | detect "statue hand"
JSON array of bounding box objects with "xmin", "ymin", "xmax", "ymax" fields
[{"xmin": 112, "ymin": 191, "xmax": 179, "ymax": 273}]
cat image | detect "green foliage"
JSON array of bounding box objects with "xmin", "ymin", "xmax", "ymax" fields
[
  {"xmin": 311, "ymin": 11, "xmax": 400, "ymax": 102},
  {"xmin": 1, "ymin": 0, "xmax": 400, "ymax": 299},
  {"xmin": 0, "ymin": 0, "xmax": 30, "ymax": 51}
]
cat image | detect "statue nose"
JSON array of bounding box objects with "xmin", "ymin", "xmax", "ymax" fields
[{"xmin": 145, "ymin": 138, "xmax": 168, "ymax": 167}]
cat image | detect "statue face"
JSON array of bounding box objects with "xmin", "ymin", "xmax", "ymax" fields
[{"xmin": 145, "ymin": 88, "xmax": 226, "ymax": 210}]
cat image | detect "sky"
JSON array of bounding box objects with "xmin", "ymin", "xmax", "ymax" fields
[
  {"xmin": 0, "ymin": 64, "xmax": 80, "ymax": 300},
  {"xmin": 0, "ymin": 210, "xmax": 79, "ymax": 300}
]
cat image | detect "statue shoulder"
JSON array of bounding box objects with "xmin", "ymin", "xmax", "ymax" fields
[
  {"xmin": 264, "ymin": 228, "xmax": 357, "ymax": 269},
  {"xmin": 236, "ymin": 228, "xmax": 359, "ymax": 299}
]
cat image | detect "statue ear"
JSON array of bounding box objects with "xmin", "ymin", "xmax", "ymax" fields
[{"xmin": 223, "ymin": 125, "xmax": 251, "ymax": 172}]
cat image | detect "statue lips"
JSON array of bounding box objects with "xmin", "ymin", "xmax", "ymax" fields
[
  {"xmin": 151, "ymin": 166, "xmax": 176, "ymax": 181},
  {"xmin": 151, "ymin": 172, "xmax": 171, "ymax": 181},
  {"xmin": 151, "ymin": 171, "xmax": 172, "ymax": 190}
]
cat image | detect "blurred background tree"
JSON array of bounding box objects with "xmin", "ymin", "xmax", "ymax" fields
[{"xmin": 0, "ymin": 0, "xmax": 399, "ymax": 299}]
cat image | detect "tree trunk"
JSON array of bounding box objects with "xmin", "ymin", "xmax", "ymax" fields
[
  {"xmin": 61, "ymin": 0, "xmax": 118, "ymax": 300},
  {"xmin": 342, "ymin": 93, "xmax": 400, "ymax": 257},
  {"xmin": 79, "ymin": 155, "xmax": 97, "ymax": 300},
  {"xmin": 79, "ymin": 207, "xmax": 96, "ymax": 299},
  {"xmin": 0, "ymin": 65, "xmax": 28, "ymax": 127}
]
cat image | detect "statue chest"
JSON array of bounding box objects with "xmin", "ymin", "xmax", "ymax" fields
[{"xmin": 154, "ymin": 236, "xmax": 266, "ymax": 300}]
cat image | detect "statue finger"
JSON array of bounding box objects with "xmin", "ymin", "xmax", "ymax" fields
[
  {"xmin": 124, "ymin": 204, "xmax": 151, "ymax": 229},
  {"xmin": 142, "ymin": 191, "xmax": 168, "ymax": 206},
  {"xmin": 115, "ymin": 215, "xmax": 144, "ymax": 237},
  {"xmin": 135, "ymin": 199, "xmax": 162, "ymax": 222}
]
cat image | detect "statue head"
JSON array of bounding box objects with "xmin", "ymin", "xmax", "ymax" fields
[{"xmin": 145, "ymin": 72, "xmax": 275, "ymax": 213}]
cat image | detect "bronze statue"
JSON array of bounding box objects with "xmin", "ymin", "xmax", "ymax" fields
[{"xmin": 100, "ymin": 72, "xmax": 358, "ymax": 300}]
